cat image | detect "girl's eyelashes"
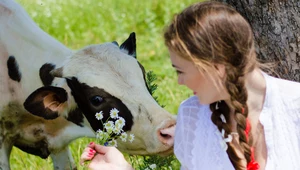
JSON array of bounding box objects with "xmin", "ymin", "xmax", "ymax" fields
[{"xmin": 176, "ymin": 70, "xmax": 183, "ymax": 75}]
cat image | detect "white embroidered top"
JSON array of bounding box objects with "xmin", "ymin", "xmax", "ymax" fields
[{"xmin": 174, "ymin": 73, "xmax": 300, "ymax": 170}]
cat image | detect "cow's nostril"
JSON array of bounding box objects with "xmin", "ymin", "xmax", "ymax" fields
[
  {"xmin": 158, "ymin": 124, "xmax": 175, "ymax": 146},
  {"xmin": 160, "ymin": 132, "xmax": 172, "ymax": 139}
]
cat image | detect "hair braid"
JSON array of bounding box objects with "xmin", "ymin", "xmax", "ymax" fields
[
  {"xmin": 215, "ymin": 66, "xmax": 252, "ymax": 170},
  {"xmin": 210, "ymin": 65, "xmax": 253, "ymax": 170},
  {"xmin": 210, "ymin": 101, "xmax": 242, "ymax": 168}
]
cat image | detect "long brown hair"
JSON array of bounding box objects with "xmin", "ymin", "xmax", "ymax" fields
[{"xmin": 164, "ymin": 1, "xmax": 258, "ymax": 169}]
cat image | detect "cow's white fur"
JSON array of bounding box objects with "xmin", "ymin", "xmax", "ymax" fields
[{"xmin": 0, "ymin": 0, "xmax": 176, "ymax": 170}]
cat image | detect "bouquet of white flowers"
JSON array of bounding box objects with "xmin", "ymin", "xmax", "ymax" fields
[{"xmin": 94, "ymin": 108, "xmax": 135, "ymax": 147}]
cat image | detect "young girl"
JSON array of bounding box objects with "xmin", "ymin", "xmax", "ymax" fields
[{"xmin": 80, "ymin": 1, "xmax": 300, "ymax": 170}]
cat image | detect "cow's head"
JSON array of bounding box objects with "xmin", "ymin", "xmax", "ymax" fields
[{"xmin": 24, "ymin": 33, "xmax": 176, "ymax": 156}]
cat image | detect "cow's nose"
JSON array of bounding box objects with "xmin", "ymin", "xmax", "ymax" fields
[{"xmin": 158, "ymin": 122, "xmax": 176, "ymax": 146}]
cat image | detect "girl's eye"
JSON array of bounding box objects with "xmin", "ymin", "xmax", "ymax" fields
[
  {"xmin": 176, "ymin": 70, "xmax": 183, "ymax": 75},
  {"xmin": 90, "ymin": 96, "xmax": 103, "ymax": 106}
]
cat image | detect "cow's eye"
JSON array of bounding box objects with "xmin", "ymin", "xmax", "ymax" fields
[{"xmin": 90, "ymin": 96, "xmax": 103, "ymax": 106}]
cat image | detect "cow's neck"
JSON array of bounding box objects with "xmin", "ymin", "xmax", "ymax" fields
[{"xmin": 2, "ymin": 7, "xmax": 72, "ymax": 98}]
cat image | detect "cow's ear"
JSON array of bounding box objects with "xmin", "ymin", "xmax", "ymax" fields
[
  {"xmin": 120, "ymin": 32, "xmax": 136, "ymax": 58},
  {"xmin": 112, "ymin": 41, "xmax": 119, "ymax": 47},
  {"xmin": 24, "ymin": 86, "xmax": 68, "ymax": 119}
]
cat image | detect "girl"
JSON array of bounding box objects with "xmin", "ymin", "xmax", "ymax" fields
[{"xmin": 80, "ymin": 1, "xmax": 300, "ymax": 170}]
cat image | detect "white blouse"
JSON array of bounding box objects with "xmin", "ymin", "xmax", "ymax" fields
[{"xmin": 174, "ymin": 73, "xmax": 300, "ymax": 170}]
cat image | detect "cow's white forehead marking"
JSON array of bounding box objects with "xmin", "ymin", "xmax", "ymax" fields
[{"xmin": 62, "ymin": 43, "xmax": 146, "ymax": 99}]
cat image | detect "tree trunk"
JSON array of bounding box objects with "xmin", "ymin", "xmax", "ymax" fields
[{"xmin": 218, "ymin": 0, "xmax": 300, "ymax": 81}]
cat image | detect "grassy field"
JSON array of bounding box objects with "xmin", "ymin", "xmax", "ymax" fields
[{"xmin": 10, "ymin": 0, "xmax": 201, "ymax": 169}]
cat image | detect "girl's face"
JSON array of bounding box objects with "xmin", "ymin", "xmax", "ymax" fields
[{"xmin": 169, "ymin": 49, "xmax": 228, "ymax": 104}]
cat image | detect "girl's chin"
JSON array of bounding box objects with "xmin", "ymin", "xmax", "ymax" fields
[{"xmin": 196, "ymin": 95, "xmax": 215, "ymax": 105}]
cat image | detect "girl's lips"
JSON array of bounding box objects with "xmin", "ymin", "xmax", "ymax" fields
[{"xmin": 193, "ymin": 91, "xmax": 197, "ymax": 95}]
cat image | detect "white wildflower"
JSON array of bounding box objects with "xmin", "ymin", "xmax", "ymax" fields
[
  {"xmin": 95, "ymin": 111, "xmax": 103, "ymax": 120},
  {"xmin": 120, "ymin": 132, "xmax": 128, "ymax": 142},
  {"xmin": 104, "ymin": 121, "xmax": 114, "ymax": 130},
  {"xmin": 144, "ymin": 168, "xmax": 150, "ymax": 170},
  {"xmin": 106, "ymin": 127, "xmax": 113, "ymax": 134},
  {"xmin": 128, "ymin": 134, "xmax": 135, "ymax": 143},
  {"xmin": 110, "ymin": 108, "xmax": 119, "ymax": 119},
  {"xmin": 96, "ymin": 130, "xmax": 104, "ymax": 140},
  {"xmin": 149, "ymin": 164, "xmax": 157, "ymax": 169},
  {"xmin": 113, "ymin": 126, "xmax": 122, "ymax": 135},
  {"xmin": 115, "ymin": 117, "xmax": 126, "ymax": 129},
  {"xmin": 115, "ymin": 123, "xmax": 123, "ymax": 129},
  {"xmin": 102, "ymin": 132, "xmax": 110, "ymax": 140},
  {"xmin": 108, "ymin": 139, "xmax": 118, "ymax": 147}
]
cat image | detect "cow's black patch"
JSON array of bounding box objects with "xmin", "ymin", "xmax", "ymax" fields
[
  {"xmin": 39, "ymin": 63, "xmax": 55, "ymax": 86},
  {"xmin": 66, "ymin": 107, "xmax": 84, "ymax": 127},
  {"xmin": 7, "ymin": 56, "xmax": 21, "ymax": 82},
  {"xmin": 14, "ymin": 140, "xmax": 50, "ymax": 159},
  {"xmin": 66, "ymin": 77, "xmax": 134, "ymax": 132}
]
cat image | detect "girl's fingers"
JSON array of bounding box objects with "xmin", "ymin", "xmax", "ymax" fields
[
  {"xmin": 79, "ymin": 153, "xmax": 93, "ymax": 166},
  {"xmin": 80, "ymin": 147, "xmax": 97, "ymax": 165},
  {"xmin": 94, "ymin": 144, "xmax": 112, "ymax": 154},
  {"xmin": 88, "ymin": 141, "xmax": 95, "ymax": 148}
]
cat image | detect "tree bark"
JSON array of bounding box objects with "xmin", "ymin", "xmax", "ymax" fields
[{"xmin": 218, "ymin": 0, "xmax": 300, "ymax": 81}]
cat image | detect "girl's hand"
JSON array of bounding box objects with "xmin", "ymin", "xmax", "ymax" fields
[{"xmin": 80, "ymin": 142, "xmax": 134, "ymax": 170}]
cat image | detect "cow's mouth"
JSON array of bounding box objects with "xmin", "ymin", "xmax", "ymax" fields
[
  {"xmin": 157, "ymin": 147, "xmax": 174, "ymax": 156},
  {"xmin": 121, "ymin": 147, "xmax": 174, "ymax": 156}
]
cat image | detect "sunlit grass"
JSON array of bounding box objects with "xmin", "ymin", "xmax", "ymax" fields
[{"xmin": 10, "ymin": 0, "xmax": 201, "ymax": 169}]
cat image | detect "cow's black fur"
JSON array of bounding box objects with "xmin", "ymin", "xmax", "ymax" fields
[{"xmin": 7, "ymin": 56, "xmax": 21, "ymax": 82}]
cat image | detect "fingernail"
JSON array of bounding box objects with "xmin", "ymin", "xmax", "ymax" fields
[
  {"xmin": 89, "ymin": 142, "xmax": 94, "ymax": 145},
  {"xmin": 89, "ymin": 149, "xmax": 95, "ymax": 153}
]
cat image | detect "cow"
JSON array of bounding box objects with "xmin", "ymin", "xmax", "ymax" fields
[{"xmin": 0, "ymin": 0, "xmax": 176, "ymax": 170}]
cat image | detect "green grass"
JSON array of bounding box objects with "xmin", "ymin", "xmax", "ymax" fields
[{"xmin": 10, "ymin": 0, "xmax": 200, "ymax": 169}]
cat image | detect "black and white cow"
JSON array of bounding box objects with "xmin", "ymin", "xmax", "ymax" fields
[{"xmin": 0, "ymin": 0, "xmax": 176, "ymax": 170}]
